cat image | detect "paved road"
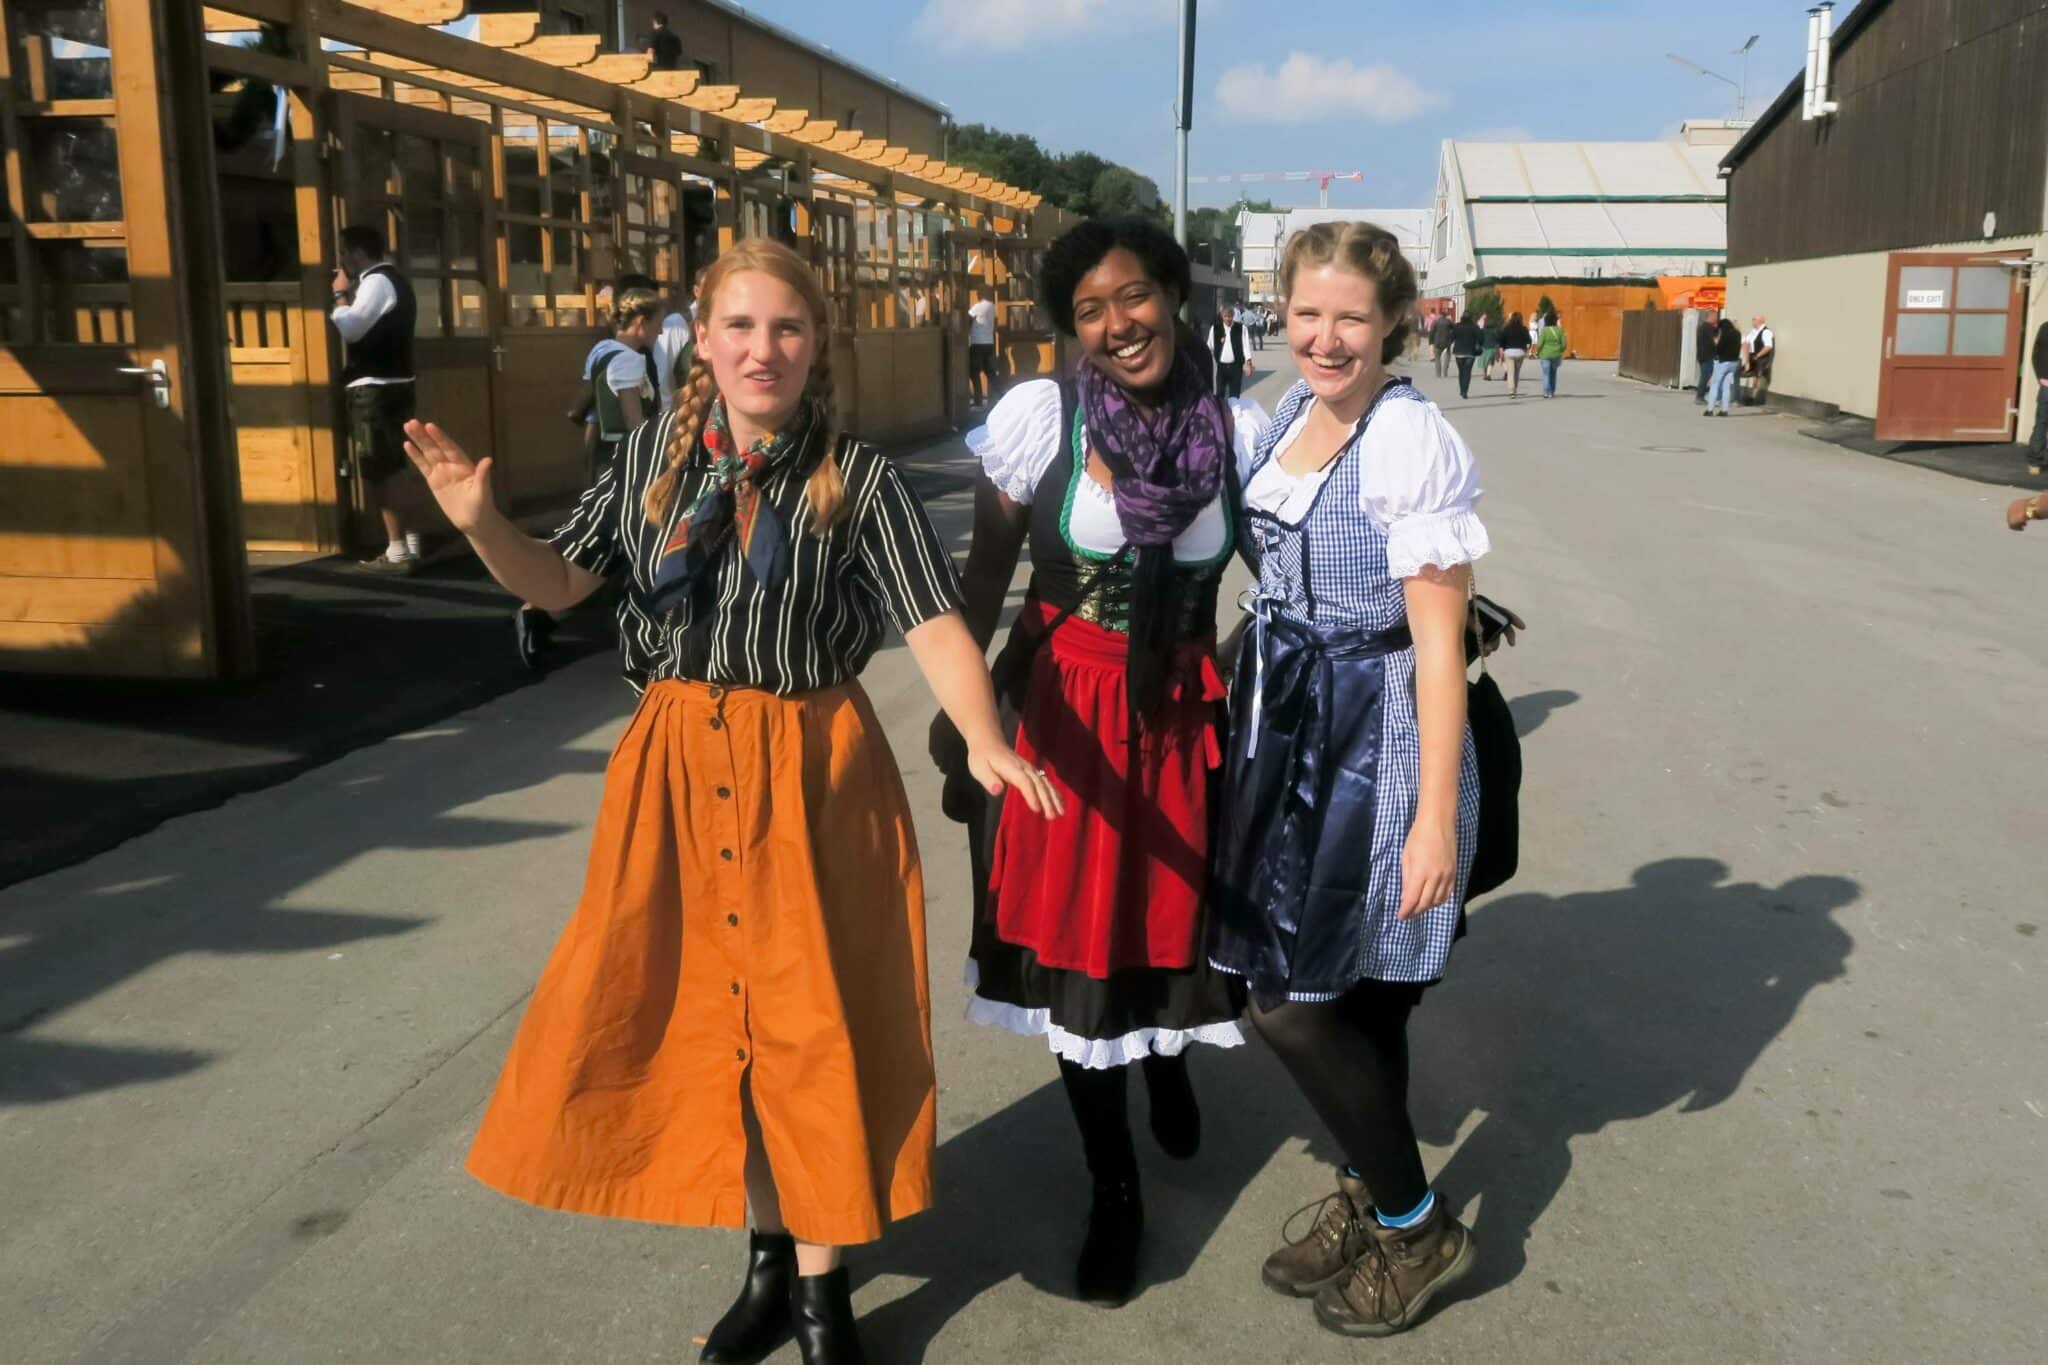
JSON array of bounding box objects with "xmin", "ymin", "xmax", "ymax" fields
[{"xmin": 5, "ymin": 352, "xmax": 2045, "ymax": 1363}]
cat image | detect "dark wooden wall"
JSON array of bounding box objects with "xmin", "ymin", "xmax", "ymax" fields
[{"xmin": 1726, "ymin": 0, "xmax": 2048, "ymax": 266}]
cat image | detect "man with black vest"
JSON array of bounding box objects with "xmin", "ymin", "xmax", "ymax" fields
[
  {"xmin": 1210, "ymin": 304, "xmax": 1248, "ymax": 399},
  {"xmin": 330, "ymin": 225, "xmax": 421, "ymax": 574}
]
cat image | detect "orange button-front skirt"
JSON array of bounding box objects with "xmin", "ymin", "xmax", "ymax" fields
[{"xmin": 466, "ymin": 678, "xmax": 934, "ymax": 1246}]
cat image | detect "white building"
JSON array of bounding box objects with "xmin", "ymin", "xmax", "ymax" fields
[
  {"xmin": 1425, "ymin": 122, "xmax": 1740, "ymax": 297},
  {"xmin": 1236, "ymin": 207, "xmax": 1432, "ymax": 303}
]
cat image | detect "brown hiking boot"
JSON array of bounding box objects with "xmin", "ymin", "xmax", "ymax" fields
[
  {"xmin": 1261, "ymin": 1168, "xmax": 1373, "ymax": 1297},
  {"xmin": 1312, "ymin": 1198, "xmax": 1475, "ymax": 1337}
]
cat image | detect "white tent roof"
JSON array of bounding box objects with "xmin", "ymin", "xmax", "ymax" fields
[{"xmin": 1446, "ymin": 138, "xmax": 1727, "ymax": 278}]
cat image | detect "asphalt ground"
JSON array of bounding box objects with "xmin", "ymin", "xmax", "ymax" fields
[{"xmin": 3, "ymin": 348, "xmax": 2045, "ymax": 1363}]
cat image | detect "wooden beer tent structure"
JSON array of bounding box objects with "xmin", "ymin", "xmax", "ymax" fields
[{"xmin": 1, "ymin": 0, "xmax": 1064, "ymax": 679}]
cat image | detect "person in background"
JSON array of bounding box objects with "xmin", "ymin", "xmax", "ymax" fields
[
  {"xmin": 1249, "ymin": 303, "xmax": 1267, "ymax": 351},
  {"xmin": 1536, "ymin": 311, "xmax": 1568, "ymax": 399},
  {"xmin": 1497, "ymin": 311, "xmax": 1531, "ymax": 399},
  {"xmin": 2029, "ymin": 319, "xmax": 2048, "ymax": 477},
  {"xmin": 1449, "ymin": 311, "xmax": 1481, "ymax": 400},
  {"xmin": 1704, "ymin": 314, "xmax": 1743, "ymax": 417},
  {"xmin": 1428, "ymin": 310, "xmax": 1454, "ymax": 379},
  {"xmin": 331, "ymin": 224, "xmax": 424, "ymax": 575},
  {"xmin": 1694, "ymin": 309, "xmax": 1718, "ymax": 405},
  {"xmin": 1211, "ymin": 304, "xmax": 1249, "ymax": 399},
  {"xmin": 1477, "ymin": 314, "xmax": 1500, "ymax": 384},
  {"xmin": 642, "ymin": 10, "xmax": 684, "ymax": 70},
  {"xmin": 1743, "ymin": 314, "xmax": 1775, "ymax": 407},
  {"xmin": 514, "ymin": 288, "xmax": 664, "ymax": 672},
  {"xmin": 967, "ymin": 293, "xmax": 999, "ymax": 408},
  {"xmin": 649, "ymin": 265, "xmax": 708, "ymax": 414}
]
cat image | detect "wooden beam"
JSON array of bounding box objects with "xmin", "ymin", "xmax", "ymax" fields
[
  {"xmin": 574, "ymin": 54, "xmax": 653, "ymax": 83},
  {"xmin": 763, "ymin": 108, "xmax": 810, "ymax": 134},
  {"xmin": 203, "ymin": 7, "xmax": 262, "ymax": 31},
  {"xmin": 679, "ymin": 84, "xmax": 741, "ymax": 113},
  {"xmin": 870, "ymin": 146, "xmax": 909, "ymax": 169},
  {"xmin": 356, "ymin": 0, "xmax": 464, "ymax": 20},
  {"xmin": 474, "ymin": 13, "xmax": 541, "ymax": 46},
  {"xmin": 632, "ymin": 70, "xmax": 703, "ymax": 98},
  {"xmin": 787, "ymin": 120, "xmax": 838, "ymax": 145},
  {"xmin": 504, "ymin": 34, "xmax": 603, "ymax": 65},
  {"xmin": 201, "ymin": 40, "xmax": 317, "ymax": 89},
  {"xmin": 727, "ymin": 97, "xmax": 776, "ymax": 123}
]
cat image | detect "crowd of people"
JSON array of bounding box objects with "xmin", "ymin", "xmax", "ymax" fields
[
  {"xmin": 1419, "ymin": 307, "xmax": 1568, "ymax": 402},
  {"xmin": 335, "ymin": 213, "xmax": 1509, "ymax": 1363}
]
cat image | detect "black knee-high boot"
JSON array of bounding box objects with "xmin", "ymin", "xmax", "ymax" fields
[
  {"xmin": 1140, "ymin": 1051, "xmax": 1201, "ymax": 1159},
  {"xmin": 1059, "ymin": 1058, "xmax": 1144, "ymax": 1306}
]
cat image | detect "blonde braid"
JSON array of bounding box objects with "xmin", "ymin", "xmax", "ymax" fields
[
  {"xmin": 801, "ymin": 337, "xmax": 849, "ymax": 532},
  {"xmin": 643, "ymin": 352, "xmax": 717, "ymax": 527}
]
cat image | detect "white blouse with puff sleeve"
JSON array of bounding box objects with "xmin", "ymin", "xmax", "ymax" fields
[
  {"xmin": 967, "ymin": 378, "xmax": 1271, "ymax": 563},
  {"xmin": 1243, "ymin": 392, "xmax": 1490, "ymax": 580}
]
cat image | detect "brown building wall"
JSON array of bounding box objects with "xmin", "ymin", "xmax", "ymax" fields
[
  {"xmin": 1725, "ymin": 0, "xmax": 2048, "ymax": 267},
  {"xmin": 622, "ymin": 0, "xmax": 947, "ymax": 158}
]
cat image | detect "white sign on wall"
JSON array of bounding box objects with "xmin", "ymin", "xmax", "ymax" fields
[{"xmin": 1904, "ymin": 290, "xmax": 1946, "ymax": 309}]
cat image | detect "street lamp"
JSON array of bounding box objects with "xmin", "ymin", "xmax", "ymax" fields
[
  {"xmin": 1733, "ymin": 34, "xmax": 1759, "ymax": 117},
  {"xmin": 1666, "ymin": 50, "xmax": 1745, "ymax": 120}
]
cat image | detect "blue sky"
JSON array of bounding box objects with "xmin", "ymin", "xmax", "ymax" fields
[{"xmin": 741, "ymin": 0, "xmax": 1849, "ymax": 208}]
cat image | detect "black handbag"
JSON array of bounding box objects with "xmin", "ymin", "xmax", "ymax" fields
[{"xmin": 1464, "ymin": 591, "xmax": 1522, "ymax": 898}]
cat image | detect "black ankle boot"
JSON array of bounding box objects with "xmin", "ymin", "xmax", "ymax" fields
[
  {"xmin": 700, "ymin": 1231, "xmax": 794, "ymax": 1365},
  {"xmin": 790, "ymin": 1266, "xmax": 866, "ymax": 1365},
  {"xmin": 1075, "ymin": 1177, "xmax": 1144, "ymax": 1307}
]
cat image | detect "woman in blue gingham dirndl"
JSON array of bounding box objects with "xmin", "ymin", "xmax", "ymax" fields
[{"xmin": 1207, "ymin": 375, "xmax": 1485, "ymax": 1003}]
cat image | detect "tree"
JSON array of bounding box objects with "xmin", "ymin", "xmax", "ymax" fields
[
  {"xmin": 943, "ymin": 122, "xmax": 1164, "ymax": 222},
  {"xmin": 1464, "ymin": 285, "xmax": 1505, "ymax": 324},
  {"xmin": 1088, "ymin": 166, "xmax": 1152, "ymax": 219}
]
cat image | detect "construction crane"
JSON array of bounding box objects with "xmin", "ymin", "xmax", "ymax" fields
[{"xmin": 1188, "ymin": 170, "xmax": 1364, "ymax": 208}]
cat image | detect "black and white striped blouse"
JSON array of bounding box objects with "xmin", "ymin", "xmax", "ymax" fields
[{"xmin": 548, "ymin": 408, "xmax": 963, "ymax": 695}]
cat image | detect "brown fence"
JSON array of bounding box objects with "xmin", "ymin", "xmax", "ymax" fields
[{"xmin": 1618, "ymin": 309, "xmax": 1684, "ymax": 387}]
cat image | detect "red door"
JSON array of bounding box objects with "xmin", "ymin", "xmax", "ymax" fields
[{"xmin": 1875, "ymin": 253, "xmax": 2027, "ymax": 442}]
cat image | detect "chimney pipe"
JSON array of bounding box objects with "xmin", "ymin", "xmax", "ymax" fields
[
  {"xmin": 1802, "ymin": 8, "xmax": 1821, "ymax": 120},
  {"xmin": 1813, "ymin": 3, "xmax": 1839, "ymax": 117}
]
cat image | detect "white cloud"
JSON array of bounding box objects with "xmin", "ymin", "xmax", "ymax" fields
[
  {"xmin": 1216, "ymin": 53, "xmax": 1437, "ymax": 125},
  {"xmin": 913, "ymin": 0, "xmax": 1175, "ymax": 56}
]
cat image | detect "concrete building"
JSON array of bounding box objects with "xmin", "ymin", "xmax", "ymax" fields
[
  {"xmin": 1424, "ymin": 124, "xmax": 1736, "ymax": 355},
  {"xmin": 1721, "ymin": 0, "xmax": 2047, "ymax": 445},
  {"xmin": 1236, "ymin": 207, "xmax": 1431, "ymax": 304}
]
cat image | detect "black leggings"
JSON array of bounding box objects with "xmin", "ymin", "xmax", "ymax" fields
[
  {"xmin": 1058, "ymin": 1052, "xmax": 1195, "ymax": 1184},
  {"xmin": 1250, "ymin": 980, "xmax": 1429, "ymax": 1216}
]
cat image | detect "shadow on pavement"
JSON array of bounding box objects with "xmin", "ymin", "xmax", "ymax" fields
[
  {"xmin": 0, "ymin": 554, "xmax": 614, "ymax": 890},
  {"xmin": 0, "ymin": 687, "xmax": 619, "ymax": 1107},
  {"xmin": 1510, "ymin": 688, "xmax": 1581, "ymax": 738},
  {"xmin": 1414, "ymin": 858, "xmax": 1858, "ymax": 1297},
  {"xmin": 859, "ymin": 857, "xmax": 1855, "ymax": 1355}
]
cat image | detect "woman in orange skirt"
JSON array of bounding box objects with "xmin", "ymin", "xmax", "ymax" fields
[{"xmin": 401, "ymin": 238, "xmax": 1059, "ymax": 1365}]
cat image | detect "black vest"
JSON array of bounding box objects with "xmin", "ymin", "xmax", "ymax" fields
[{"xmin": 343, "ymin": 263, "xmax": 417, "ymax": 383}]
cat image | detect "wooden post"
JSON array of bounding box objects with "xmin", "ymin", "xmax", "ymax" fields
[{"xmin": 108, "ymin": 0, "xmax": 251, "ymax": 674}]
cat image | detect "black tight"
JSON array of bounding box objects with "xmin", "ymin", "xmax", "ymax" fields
[
  {"xmin": 1058, "ymin": 1052, "xmax": 1198, "ymax": 1183},
  {"xmin": 1249, "ymin": 980, "xmax": 1429, "ymax": 1215}
]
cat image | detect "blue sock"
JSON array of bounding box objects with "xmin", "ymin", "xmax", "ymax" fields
[{"xmin": 1375, "ymin": 1189, "xmax": 1436, "ymax": 1229}]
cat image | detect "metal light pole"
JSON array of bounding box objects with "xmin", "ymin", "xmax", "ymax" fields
[
  {"xmin": 1733, "ymin": 34, "xmax": 1759, "ymax": 119},
  {"xmin": 1665, "ymin": 52, "xmax": 1742, "ymax": 121},
  {"xmin": 1173, "ymin": 0, "xmax": 1196, "ymax": 253}
]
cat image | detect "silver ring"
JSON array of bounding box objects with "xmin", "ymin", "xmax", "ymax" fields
[{"xmin": 1034, "ymin": 769, "xmax": 1047, "ymax": 779}]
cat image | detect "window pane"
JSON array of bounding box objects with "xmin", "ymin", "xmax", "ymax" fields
[
  {"xmin": 447, "ymin": 143, "xmax": 482, "ymax": 205},
  {"xmin": 353, "ymin": 127, "xmax": 395, "ymax": 202},
  {"xmin": 507, "ymin": 222, "xmax": 544, "ymax": 324},
  {"xmin": 404, "ymin": 211, "xmax": 445, "ymax": 273},
  {"xmin": 26, "ymin": 120, "xmax": 122, "ymax": 221},
  {"xmin": 505, "ymin": 143, "xmax": 542, "ymax": 217},
  {"xmin": 1895, "ymin": 312, "xmax": 1949, "ymax": 355},
  {"xmin": 1897, "ymin": 266, "xmax": 1951, "ymax": 310},
  {"xmin": 397, "ymin": 134, "xmax": 439, "ymax": 201},
  {"xmin": 413, "ymin": 277, "xmax": 445, "ymax": 337},
  {"xmin": 452, "ymin": 277, "xmax": 488, "ymax": 336},
  {"xmin": 449, "ymin": 210, "xmax": 481, "ymax": 273},
  {"xmin": 549, "ymin": 228, "xmax": 580, "ymax": 317},
  {"xmin": 1952, "ymin": 312, "xmax": 2008, "ymax": 356},
  {"xmin": 1955, "ymin": 267, "xmax": 2009, "ymax": 312},
  {"xmin": 19, "ymin": 3, "xmax": 112, "ymax": 101}
]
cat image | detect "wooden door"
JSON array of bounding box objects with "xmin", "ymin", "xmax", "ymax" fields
[
  {"xmin": 1876, "ymin": 253, "xmax": 2027, "ymax": 443},
  {"xmin": 0, "ymin": 0, "xmax": 247, "ymax": 677},
  {"xmin": 811, "ymin": 199, "xmax": 857, "ymax": 432},
  {"xmin": 332, "ymin": 93, "xmax": 498, "ymax": 545}
]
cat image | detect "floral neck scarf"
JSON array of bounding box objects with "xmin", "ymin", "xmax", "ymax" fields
[{"xmin": 648, "ymin": 398, "xmax": 816, "ymax": 611}]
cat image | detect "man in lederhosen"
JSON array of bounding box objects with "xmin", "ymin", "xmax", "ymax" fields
[{"xmin": 330, "ymin": 225, "xmax": 422, "ymax": 574}]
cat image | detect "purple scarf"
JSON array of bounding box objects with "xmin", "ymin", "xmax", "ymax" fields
[{"xmin": 1075, "ymin": 340, "xmax": 1231, "ymax": 547}]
